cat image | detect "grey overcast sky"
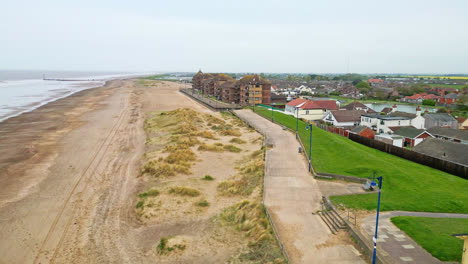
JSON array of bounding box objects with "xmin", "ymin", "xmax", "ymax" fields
[{"xmin": 1, "ymin": 0, "xmax": 467, "ymax": 73}]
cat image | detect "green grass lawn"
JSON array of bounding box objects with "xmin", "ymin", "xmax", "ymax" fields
[
  {"xmin": 253, "ymin": 107, "xmax": 468, "ymax": 213},
  {"xmin": 391, "ymin": 216, "xmax": 468, "ymax": 262}
]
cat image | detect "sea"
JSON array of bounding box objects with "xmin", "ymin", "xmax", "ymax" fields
[{"xmin": 0, "ymin": 70, "xmax": 151, "ymax": 122}]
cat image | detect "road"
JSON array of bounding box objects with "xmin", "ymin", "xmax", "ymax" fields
[{"xmin": 234, "ymin": 109, "xmax": 365, "ymax": 264}]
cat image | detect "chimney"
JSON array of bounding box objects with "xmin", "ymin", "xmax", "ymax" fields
[
  {"xmin": 424, "ymin": 109, "xmax": 429, "ymax": 114},
  {"xmin": 392, "ymin": 104, "xmax": 397, "ymax": 112},
  {"xmin": 416, "ymin": 106, "xmax": 421, "ymax": 116}
]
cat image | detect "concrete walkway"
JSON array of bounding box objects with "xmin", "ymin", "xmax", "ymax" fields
[
  {"xmin": 361, "ymin": 211, "xmax": 468, "ymax": 264},
  {"xmin": 234, "ymin": 109, "xmax": 365, "ymax": 264}
]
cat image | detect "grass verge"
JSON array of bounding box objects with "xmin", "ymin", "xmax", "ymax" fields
[
  {"xmin": 391, "ymin": 216, "xmax": 468, "ymax": 262},
  {"xmin": 253, "ymin": 107, "xmax": 468, "ymax": 213}
]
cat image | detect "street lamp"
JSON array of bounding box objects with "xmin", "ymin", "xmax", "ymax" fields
[
  {"xmin": 305, "ymin": 122, "xmax": 312, "ymax": 172},
  {"xmin": 371, "ymin": 173, "xmax": 383, "ymax": 264},
  {"xmin": 271, "ymin": 103, "xmax": 276, "ymax": 122}
]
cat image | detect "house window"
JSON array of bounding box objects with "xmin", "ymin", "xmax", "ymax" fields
[
  {"xmin": 255, "ymin": 97, "xmax": 259, "ymax": 101},
  {"xmin": 306, "ymin": 110, "xmax": 309, "ymax": 114},
  {"xmin": 398, "ymin": 121, "xmax": 400, "ymax": 125}
]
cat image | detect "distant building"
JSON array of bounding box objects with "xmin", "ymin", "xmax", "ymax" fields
[
  {"xmin": 413, "ymin": 138, "xmax": 468, "ymax": 166},
  {"xmin": 424, "ymin": 113, "xmax": 458, "ymax": 129},
  {"xmin": 341, "ymin": 102, "xmax": 376, "ymax": 113},
  {"xmin": 349, "ymin": 125, "xmax": 376, "ymax": 139},
  {"xmin": 285, "ymin": 98, "xmax": 338, "ymax": 121},
  {"xmin": 456, "ymin": 117, "xmax": 468, "ymax": 130},
  {"xmin": 361, "ymin": 114, "xmax": 411, "ymax": 134},
  {"xmin": 323, "ymin": 110, "xmax": 367, "ymax": 127},
  {"xmin": 427, "ymin": 127, "xmax": 468, "ymax": 144},
  {"xmin": 392, "ymin": 126, "xmax": 433, "ymax": 147}
]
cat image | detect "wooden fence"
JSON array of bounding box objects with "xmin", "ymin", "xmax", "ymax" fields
[{"xmin": 348, "ymin": 133, "xmax": 468, "ymax": 179}]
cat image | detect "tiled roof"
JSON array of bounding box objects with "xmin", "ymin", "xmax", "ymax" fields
[
  {"xmin": 393, "ymin": 127, "xmax": 427, "ymax": 138},
  {"xmin": 427, "ymin": 127, "xmax": 468, "ymax": 141},
  {"xmin": 412, "ymin": 138, "xmax": 468, "ymax": 166},
  {"xmin": 424, "ymin": 113, "xmax": 457, "ymax": 123},
  {"xmin": 389, "ymin": 111, "xmax": 416, "ymax": 119},
  {"xmin": 342, "ymin": 102, "xmax": 368, "ymax": 110},
  {"xmin": 381, "ymin": 107, "xmax": 393, "ymax": 113},
  {"xmin": 351, "ymin": 125, "xmax": 370, "ymax": 133},
  {"xmin": 330, "ymin": 110, "xmax": 367, "ymax": 122},
  {"xmin": 286, "ymin": 99, "xmax": 337, "ymax": 110},
  {"xmin": 368, "ymin": 79, "xmax": 384, "ymax": 83}
]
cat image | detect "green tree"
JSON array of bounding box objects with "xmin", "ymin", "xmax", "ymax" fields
[
  {"xmin": 422, "ymin": 99, "xmax": 436, "ymax": 106},
  {"xmin": 287, "ymin": 75, "xmax": 293, "ymax": 81},
  {"xmin": 305, "ymin": 75, "xmax": 312, "ymax": 82}
]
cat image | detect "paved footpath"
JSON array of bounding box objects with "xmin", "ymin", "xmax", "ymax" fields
[
  {"xmin": 361, "ymin": 211, "xmax": 468, "ymax": 263},
  {"xmin": 234, "ymin": 110, "xmax": 365, "ymax": 264}
]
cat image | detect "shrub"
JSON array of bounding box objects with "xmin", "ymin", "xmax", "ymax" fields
[
  {"xmin": 202, "ymin": 175, "xmax": 214, "ymax": 181},
  {"xmin": 169, "ymin": 186, "xmax": 201, "ymax": 197},
  {"xmin": 136, "ymin": 200, "xmax": 144, "ymax": 209},
  {"xmin": 230, "ymin": 138, "xmax": 246, "ymax": 144},
  {"xmin": 195, "ymin": 199, "xmax": 210, "ymax": 207},
  {"xmin": 198, "ymin": 143, "xmax": 224, "ymax": 152},
  {"xmin": 224, "ymin": 144, "xmax": 242, "ymax": 152}
]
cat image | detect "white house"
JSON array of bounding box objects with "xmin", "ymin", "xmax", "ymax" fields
[
  {"xmin": 322, "ymin": 110, "xmax": 367, "ymax": 127},
  {"xmin": 361, "ymin": 114, "xmax": 411, "ymax": 134},
  {"xmin": 285, "ymin": 98, "xmax": 338, "ymax": 121}
]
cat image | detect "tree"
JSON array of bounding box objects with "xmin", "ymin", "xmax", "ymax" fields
[
  {"xmin": 304, "ymin": 75, "xmax": 312, "ymax": 82},
  {"xmin": 356, "ymin": 81, "xmax": 371, "ymax": 90},
  {"xmin": 287, "ymin": 75, "xmax": 294, "ymax": 82},
  {"xmin": 422, "ymin": 99, "xmax": 436, "ymax": 106}
]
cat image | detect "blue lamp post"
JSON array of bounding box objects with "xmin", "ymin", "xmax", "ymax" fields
[
  {"xmin": 372, "ymin": 175, "xmax": 383, "ymax": 264},
  {"xmin": 305, "ymin": 122, "xmax": 312, "ymax": 172}
]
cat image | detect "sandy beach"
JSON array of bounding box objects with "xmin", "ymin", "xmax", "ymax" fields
[{"xmin": 0, "ymin": 79, "xmax": 219, "ymax": 263}]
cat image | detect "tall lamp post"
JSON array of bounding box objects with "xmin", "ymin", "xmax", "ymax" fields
[
  {"xmin": 271, "ymin": 103, "xmax": 276, "ymax": 122},
  {"xmin": 372, "ymin": 174, "xmax": 383, "ymax": 264},
  {"xmin": 305, "ymin": 122, "xmax": 312, "ymax": 172}
]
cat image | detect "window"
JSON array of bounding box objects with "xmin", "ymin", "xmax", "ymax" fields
[
  {"xmin": 398, "ymin": 121, "xmax": 400, "ymax": 125},
  {"xmin": 255, "ymin": 97, "xmax": 259, "ymax": 101},
  {"xmin": 306, "ymin": 110, "xmax": 309, "ymax": 114}
]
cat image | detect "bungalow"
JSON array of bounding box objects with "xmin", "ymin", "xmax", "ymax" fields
[
  {"xmin": 361, "ymin": 114, "xmax": 411, "ymax": 134},
  {"xmin": 388, "ymin": 106, "xmax": 425, "ymax": 129},
  {"xmin": 401, "ymin": 93, "xmax": 439, "ymax": 104},
  {"xmin": 285, "ymin": 98, "xmax": 338, "ymax": 121},
  {"xmin": 322, "ymin": 110, "xmax": 366, "ymax": 127},
  {"xmin": 341, "ymin": 102, "xmax": 376, "ymax": 113},
  {"xmin": 424, "ymin": 113, "xmax": 458, "ymax": 129},
  {"xmin": 413, "ymin": 138, "xmax": 468, "ymax": 166},
  {"xmin": 427, "ymin": 127, "xmax": 468, "ymax": 144},
  {"xmin": 349, "ymin": 125, "xmax": 376, "ymax": 139},
  {"xmin": 392, "ymin": 127, "xmax": 433, "ymax": 147}
]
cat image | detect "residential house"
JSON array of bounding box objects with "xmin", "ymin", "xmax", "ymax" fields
[
  {"xmin": 341, "ymin": 102, "xmax": 376, "ymax": 113},
  {"xmin": 349, "ymin": 125, "xmax": 376, "ymax": 139},
  {"xmin": 374, "ymin": 134, "xmax": 404, "ymax": 147},
  {"xmin": 389, "ymin": 106, "xmax": 425, "ymax": 129},
  {"xmin": 427, "ymin": 127, "xmax": 468, "ymax": 144},
  {"xmin": 392, "ymin": 127, "xmax": 433, "ymax": 147},
  {"xmin": 401, "ymin": 93, "xmax": 440, "ymax": 104},
  {"xmin": 381, "ymin": 107, "xmax": 393, "ymax": 115},
  {"xmin": 456, "ymin": 117, "xmax": 468, "ymax": 130},
  {"xmin": 412, "ymin": 138, "xmax": 468, "ymax": 166},
  {"xmin": 424, "ymin": 113, "xmax": 458, "ymax": 129},
  {"xmin": 270, "ymin": 94, "xmax": 287, "ymax": 105},
  {"xmin": 361, "ymin": 114, "xmax": 411, "ymax": 134},
  {"xmin": 438, "ymin": 93, "xmax": 459, "ymax": 105},
  {"xmin": 285, "ymin": 98, "xmax": 338, "ymax": 121},
  {"xmin": 322, "ymin": 110, "xmax": 367, "ymax": 127},
  {"xmin": 368, "ymin": 79, "xmax": 384, "ymax": 86}
]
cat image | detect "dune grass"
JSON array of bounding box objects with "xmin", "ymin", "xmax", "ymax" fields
[
  {"xmin": 217, "ymin": 148, "xmax": 264, "ymax": 196},
  {"xmin": 253, "ymin": 107, "xmax": 468, "ymax": 213},
  {"xmin": 169, "ymin": 186, "xmax": 201, "ymax": 197},
  {"xmin": 219, "ymin": 200, "xmax": 285, "ymax": 263},
  {"xmin": 230, "ymin": 138, "xmax": 247, "ymax": 144},
  {"xmin": 201, "ymin": 175, "xmax": 214, "ymax": 181},
  {"xmin": 391, "ymin": 216, "xmax": 468, "ymax": 262},
  {"xmin": 223, "ymin": 144, "xmax": 242, "ymax": 152}
]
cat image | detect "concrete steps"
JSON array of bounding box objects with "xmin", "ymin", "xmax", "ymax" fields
[{"xmin": 318, "ymin": 209, "xmax": 346, "ymax": 234}]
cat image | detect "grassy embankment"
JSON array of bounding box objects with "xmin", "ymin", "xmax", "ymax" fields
[
  {"xmin": 253, "ymin": 107, "xmax": 468, "ymax": 213},
  {"xmin": 391, "ymin": 216, "xmax": 468, "ymax": 262},
  {"xmin": 138, "ymin": 108, "xmax": 285, "ymax": 263}
]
